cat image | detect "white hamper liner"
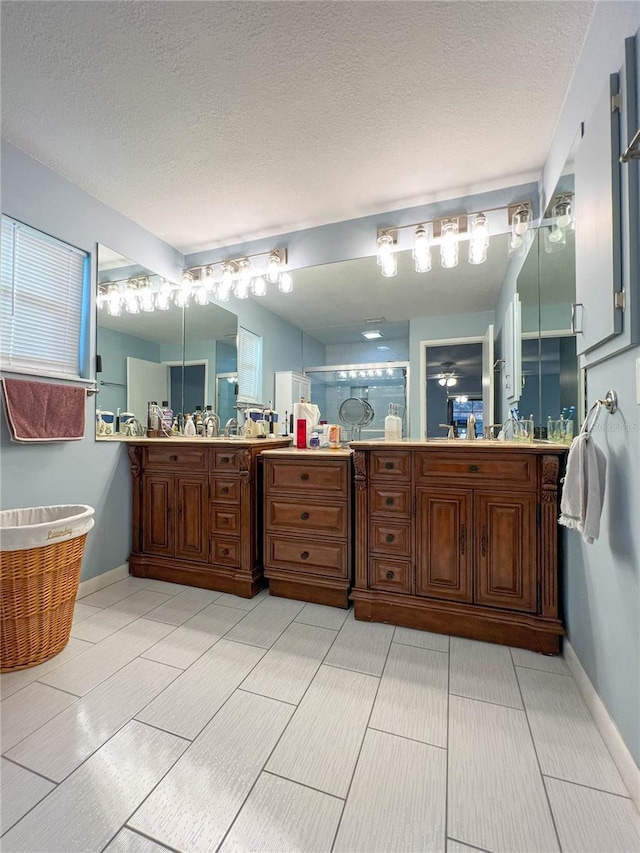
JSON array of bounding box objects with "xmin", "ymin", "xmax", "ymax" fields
[{"xmin": 0, "ymin": 505, "xmax": 95, "ymax": 551}]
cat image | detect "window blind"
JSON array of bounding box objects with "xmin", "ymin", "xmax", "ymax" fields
[
  {"xmin": 237, "ymin": 326, "xmax": 262, "ymax": 403},
  {"xmin": 1, "ymin": 216, "xmax": 88, "ymax": 379}
]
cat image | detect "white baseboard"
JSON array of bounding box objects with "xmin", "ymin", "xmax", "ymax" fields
[
  {"xmin": 77, "ymin": 563, "xmax": 129, "ymax": 599},
  {"xmin": 564, "ymin": 640, "xmax": 640, "ymax": 811}
]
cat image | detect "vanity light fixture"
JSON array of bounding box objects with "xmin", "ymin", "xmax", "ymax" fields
[
  {"xmin": 376, "ymin": 231, "xmax": 397, "ymax": 277},
  {"xmin": 469, "ymin": 213, "xmax": 489, "ymax": 265},
  {"xmin": 508, "ymin": 202, "xmax": 533, "ymax": 256},
  {"xmin": 412, "ymin": 225, "xmax": 432, "ymax": 273},
  {"xmin": 437, "ymin": 363, "xmax": 458, "ymax": 387},
  {"xmin": 362, "ymin": 330, "xmax": 383, "ymax": 340},
  {"xmin": 544, "ymin": 194, "xmax": 572, "ymax": 254},
  {"xmin": 279, "ymin": 271, "xmax": 293, "ymax": 293},
  {"xmin": 251, "ymin": 276, "xmax": 267, "ymax": 297},
  {"xmin": 439, "ymin": 219, "xmax": 460, "ymax": 269}
]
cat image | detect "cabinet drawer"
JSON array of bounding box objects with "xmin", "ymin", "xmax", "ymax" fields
[
  {"xmin": 144, "ymin": 446, "xmax": 207, "ymax": 471},
  {"xmin": 370, "ymin": 484, "xmax": 411, "ymax": 518},
  {"xmin": 369, "ymin": 450, "xmax": 411, "ymax": 481},
  {"xmin": 211, "ymin": 477, "xmax": 240, "ymax": 503},
  {"xmin": 266, "ymin": 497, "xmax": 347, "ymax": 537},
  {"xmin": 370, "ymin": 520, "xmax": 412, "ymax": 556},
  {"xmin": 211, "ymin": 449, "xmax": 240, "ymax": 473},
  {"xmin": 211, "ymin": 537, "xmax": 240, "ymax": 568},
  {"xmin": 265, "ymin": 534, "xmax": 348, "ymax": 578},
  {"xmin": 414, "ymin": 452, "xmax": 536, "ymax": 488},
  {"xmin": 265, "ymin": 459, "xmax": 348, "ymax": 497},
  {"xmin": 370, "ymin": 558, "xmax": 412, "ymax": 594},
  {"xmin": 211, "ymin": 505, "xmax": 241, "ymax": 536}
]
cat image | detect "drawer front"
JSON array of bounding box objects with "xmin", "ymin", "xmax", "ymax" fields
[
  {"xmin": 211, "ymin": 505, "xmax": 241, "ymax": 536},
  {"xmin": 266, "ymin": 459, "xmax": 348, "ymax": 497},
  {"xmin": 265, "ymin": 534, "xmax": 348, "ymax": 578},
  {"xmin": 370, "ymin": 520, "xmax": 412, "ymax": 556},
  {"xmin": 370, "ymin": 484, "xmax": 412, "ymax": 518},
  {"xmin": 266, "ymin": 497, "xmax": 347, "ymax": 537},
  {"xmin": 211, "ymin": 477, "xmax": 240, "ymax": 503},
  {"xmin": 211, "ymin": 537, "xmax": 240, "ymax": 568},
  {"xmin": 369, "ymin": 450, "xmax": 411, "ymax": 482},
  {"xmin": 144, "ymin": 446, "xmax": 207, "ymax": 471},
  {"xmin": 211, "ymin": 449, "xmax": 240, "ymax": 473},
  {"xmin": 414, "ymin": 452, "xmax": 536, "ymax": 488},
  {"xmin": 370, "ymin": 558, "xmax": 412, "ymax": 595}
]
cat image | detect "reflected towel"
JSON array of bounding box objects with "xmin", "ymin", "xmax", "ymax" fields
[
  {"xmin": 1, "ymin": 377, "xmax": 86, "ymax": 441},
  {"xmin": 558, "ymin": 432, "xmax": 606, "ymax": 544}
]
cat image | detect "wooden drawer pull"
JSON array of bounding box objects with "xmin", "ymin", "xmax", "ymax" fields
[
  {"xmin": 301, "ymin": 512, "xmax": 309, "ymax": 520},
  {"xmin": 220, "ymin": 547, "xmax": 229, "ymax": 556},
  {"xmin": 300, "ymin": 473, "xmax": 309, "ymax": 481},
  {"xmin": 386, "ymin": 534, "xmax": 395, "ymax": 543},
  {"xmin": 220, "ymin": 456, "xmax": 230, "ymax": 464},
  {"xmin": 385, "ymin": 570, "xmax": 394, "ymax": 580},
  {"xmin": 385, "ymin": 497, "xmax": 394, "ymax": 506},
  {"xmin": 221, "ymin": 487, "xmax": 229, "ymax": 495},
  {"xmin": 385, "ymin": 462, "xmax": 393, "ymax": 469},
  {"xmin": 170, "ymin": 455, "xmax": 178, "ymax": 462},
  {"xmin": 469, "ymin": 464, "xmax": 479, "ymax": 473},
  {"xmin": 300, "ymin": 551, "xmax": 309, "ymax": 560},
  {"xmin": 460, "ymin": 523, "xmax": 466, "ymax": 555}
]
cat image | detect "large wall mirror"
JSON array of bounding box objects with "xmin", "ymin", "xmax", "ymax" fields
[{"xmin": 96, "ymin": 245, "xmax": 237, "ymax": 436}]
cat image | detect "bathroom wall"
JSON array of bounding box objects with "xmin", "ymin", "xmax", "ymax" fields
[
  {"xmin": 540, "ymin": 3, "xmax": 640, "ymax": 766},
  {"xmin": 323, "ymin": 338, "xmax": 410, "ymax": 367}
]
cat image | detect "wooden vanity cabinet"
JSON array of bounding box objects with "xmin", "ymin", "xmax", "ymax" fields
[
  {"xmin": 262, "ymin": 450, "xmax": 353, "ymax": 608},
  {"xmin": 352, "ymin": 443, "xmax": 566, "ymax": 653},
  {"xmin": 127, "ymin": 438, "xmax": 290, "ymax": 597}
]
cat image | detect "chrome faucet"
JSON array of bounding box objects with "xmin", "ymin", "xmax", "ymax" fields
[
  {"xmin": 483, "ymin": 423, "xmax": 503, "ymax": 440},
  {"xmin": 438, "ymin": 423, "xmax": 455, "ymax": 440},
  {"xmin": 224, "ymin": 417, "xmax": 239, "ymax": 437},
  {"xmin": 203, "ymin": 411, "xmax": 220, "ymax": 437}
]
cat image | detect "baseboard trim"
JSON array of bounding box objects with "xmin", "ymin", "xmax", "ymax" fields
[
  {"xmin": 564, "ymin": 640, "xmax": 640, "ymax": 811},
  {"xmin": 77, "ymin": 563, "xmax": 129, "ymax": 599}
]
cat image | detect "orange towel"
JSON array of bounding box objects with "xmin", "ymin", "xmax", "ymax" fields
[{"xmin": 1, "ymin": 377, "xmax": 86, "ymax": 441}]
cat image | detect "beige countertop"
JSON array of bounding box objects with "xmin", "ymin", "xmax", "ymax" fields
[
  {"xmin": 349, "ymin": 439, "xmax": 568, "ymax": 454},
  {"xmin": 260, "ymin": 446, "xmax": 352, "ymax": 457},
  {"xmin": 97, "ymin": 435, "xmax": 293, "ymax": 447}
]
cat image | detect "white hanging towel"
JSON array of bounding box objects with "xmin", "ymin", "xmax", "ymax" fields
[{"xmin": 558, "ymin": 432, "xmax": 606, "ymax": 544}]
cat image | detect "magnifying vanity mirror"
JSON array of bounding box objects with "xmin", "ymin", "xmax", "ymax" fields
[{"xmin": 96, "ymin": 245, "xmax": 238, "ymax": 437}]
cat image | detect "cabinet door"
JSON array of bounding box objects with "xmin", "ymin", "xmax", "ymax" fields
[
  {"xmin": 416, "ymin": 488, "xmax": 472, "ymax": 603},
  {"xmin": 475, "ymin": 490, "xmax": 537, "ymax": 612},
  {"xmin": 142, "ymin": 473, "xmax": 174, "ymax": 557},
  {"xmin": 175, "ymin": 475, "xmax": 209, "ymax": 562}
]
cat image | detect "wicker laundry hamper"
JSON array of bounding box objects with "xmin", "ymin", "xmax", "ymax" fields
[{"xmin": 0, "ymin": 505, "xmax": 95, "ymax": 672}]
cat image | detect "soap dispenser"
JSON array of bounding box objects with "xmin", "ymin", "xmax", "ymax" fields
[{"xmin": 466, "ymin": 413, "xmax": 476, "ymax": 440}]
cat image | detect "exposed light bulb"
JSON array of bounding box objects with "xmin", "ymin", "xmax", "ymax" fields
[
  {"xmin": 140, "ymin": 287, "xmax": 155, "ymax": 312},
  {"xmin": 446, "ymin": 376, "xmax": 457, "ymax": 387},
  {"xmin": 377, "ymin": 233, "xmax": 397, "ymax": 277},
  {"xmin": 279, "ymin": 271, "xmax": 293, "ymax": 293},
  {"xmin": 216, "ymin": 282, "xmax": 231, "ymax": 303},
  {"xmin": 124, "ymin": 285, "xmax": 139, "ymax": 314},
  {"xmin": 194, "ymin": 286, "xmax": 208, "ymax": 305},
  {"xmin": 97, "ymin": 289, "xmax": 107, "ymax": 310},
  {"xmin": 160, "ymin": 278, "xmax": 173, "ymax": 298},
  {"xmin": 107, "ymin": 285, "xmax": 121, "ymax": 316},
  {"xmin": 469, "ymin": 213, "xmax": 489, "ymax": 265},
  {"xmin": 438, "ymin": 377, "xmax": 446, "ymax": 386},
  {"xmin": 251, "ymin": 276, "xmax": 267, "ymax": 296},
  {"xmin": 235, "ymin": 279, "xmax": 249, "ymax": 299},
  {"xmin": 267, "ymin": 252, "xmax": 281, "ymax": 284},
  {"xmin": 180, "ymin": 271, "xmax": 194, "ymax": 302},
  {"xmin": 238, "ymin": 258, "xmax": 252, "ymax": 287},
  {"xmin": 413, "ymin": 225, "xmax": 432, "ymax": 273},
  {"xmin": 512, "ymin": 204, "xmax": 531, "ymax": 237},
  {"xmin": 221, "ymin": 262, "xmax": 234, "ymax": 290},
  {"xmin": 553, "ymin": 197, "xmax": 572, "ymax": 229},
  {"xmin": 155, "ymin": 292, "xmax": 170, "ymax": 310},
  {"xmin": 440, "ymin": 220, "xmax": 459, "ymax": 269},
  {"xmin": 544, "ymin": 223, "xmax": 567, "ymax": 254},
  {"xmin": 202, "ymin": 267, "xmax": 215, "ymax": 292}
]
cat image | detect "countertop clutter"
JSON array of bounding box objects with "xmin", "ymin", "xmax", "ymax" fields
[{"xmin": 124, "ymin": 438, "xmax": 567, "ymax": 653}]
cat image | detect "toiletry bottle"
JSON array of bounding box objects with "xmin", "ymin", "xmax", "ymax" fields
[
  {"xmin": 391, "ymin": 404, "xmax": 402, "ymax": 439},
  {"xmin": 385, "ymin": 404, "xmax": 397, "ymax": 441},
  {"xmin": 184, "ymin": 413, "xmax": 196, "ymax": 436},
  {"xmin": 296, "ymin": 418, "xmax": 307, "ymax": 449},
  {"xmin": 195, "ymin": 410, "xmax": 204, "ymax": 436},
  {"xmin": 161, "ymin": 401, "xmax": 173, "ymax": 432},
  {"xmin": 466, "ymin": 413, "xmax": 476, "ymax": 439},
  {"xmin": 171, "ymin": 416, "xmax": 181, "ymax": 435},
  {"xmin": 309, "ymin": 431, "xmax": 320, "ymax": 449}
]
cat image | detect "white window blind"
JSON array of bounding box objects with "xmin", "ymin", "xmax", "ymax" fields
[
  {"xmin": 1, "ymin": 216, "xmax": 88, "ymax": 379},
  {"xmin": 237, "ymin": 326, "xmax": 262, "ymax": 403}
]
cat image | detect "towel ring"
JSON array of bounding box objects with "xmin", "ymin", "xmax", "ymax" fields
[{"xmin": 579, "ymin": 389, "xmax": 618, "ymax": 438}]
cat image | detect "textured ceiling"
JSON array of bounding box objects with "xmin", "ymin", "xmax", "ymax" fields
[{"xmin": 1, "ymin": 1, "xmax": 594, "ymax": 254}]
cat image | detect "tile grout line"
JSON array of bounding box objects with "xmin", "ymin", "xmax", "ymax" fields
[
  {"xmin": 447, "ymin": 836, "xmax": 495, "ymax": 853},
  {"xmin": 130, "ymin": 718, "xmax": 194, "ymax": 743},
  {"xmin": 1, "ymin": 753, "xmax": 59, "ymax": 784},
  {"xmin": 541, "ymin": 772, "xmax": 634, "ymax": 801},
  {"xmin": 328, "ymin": 623, "xmax": 394, "ymax": 852},
  {"xmin": 103, "ymin": 826, "xmax": 179, "ymax": 853},
  {"xmin": 31, "ymin": 682, "xmax": 82, "ymax": 699},
  {"xmin": 236, "ymin": 686, "xmax": 298, "ymax": 707},
  {"xmin": 448, "ymin": 690, "xmax": 525, "ymax": 711},
  {"xmin": 263, "ymin": 769, "xmax": 347, "ymax": 802},
  {"xmin": 0, "ymin": 759, "xmax": 58, "ymax": 838},
  {"xmin": 511, "ymin": 648, "xmax": 564, "ymax": 853},
  {"xmin": 392, "ymin": 638, "xmax": 450, "ymax": 655},
  {"xmin": 366, "ymin": 725, "xmax": 447, "ymax": 751}
]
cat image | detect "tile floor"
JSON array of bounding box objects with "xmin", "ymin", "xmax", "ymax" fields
[{"xmin": 1, "ymin": 576, "xmax": 639, "ymax": 853}]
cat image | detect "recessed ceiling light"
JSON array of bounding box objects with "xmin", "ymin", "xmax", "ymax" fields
[
  {"xmin": 362, "ymin": 330, "xmax": 383, "ymax": 340},
  {"xmin": 363, "ymin": 317, "xmax": 385, "ymax": 324}
]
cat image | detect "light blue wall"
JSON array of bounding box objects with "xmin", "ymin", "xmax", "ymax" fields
[
  {"xmin": 540, "ymin": 3, "xmax": 640, "ymax": 766},
  {"xmin": 98, "ymin": 327, "xmax": 161, "ymax": 414},
  {"xmin": 0, "ymin": 141, "xmax": 184, "ymax": 581},
  {"xmin": 409, "ymin": 310, "xmax": 495, "ymax": 438},
  {"xmin": 323, "ymin": 338, "xmax": 409, "ymax": 366}
]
